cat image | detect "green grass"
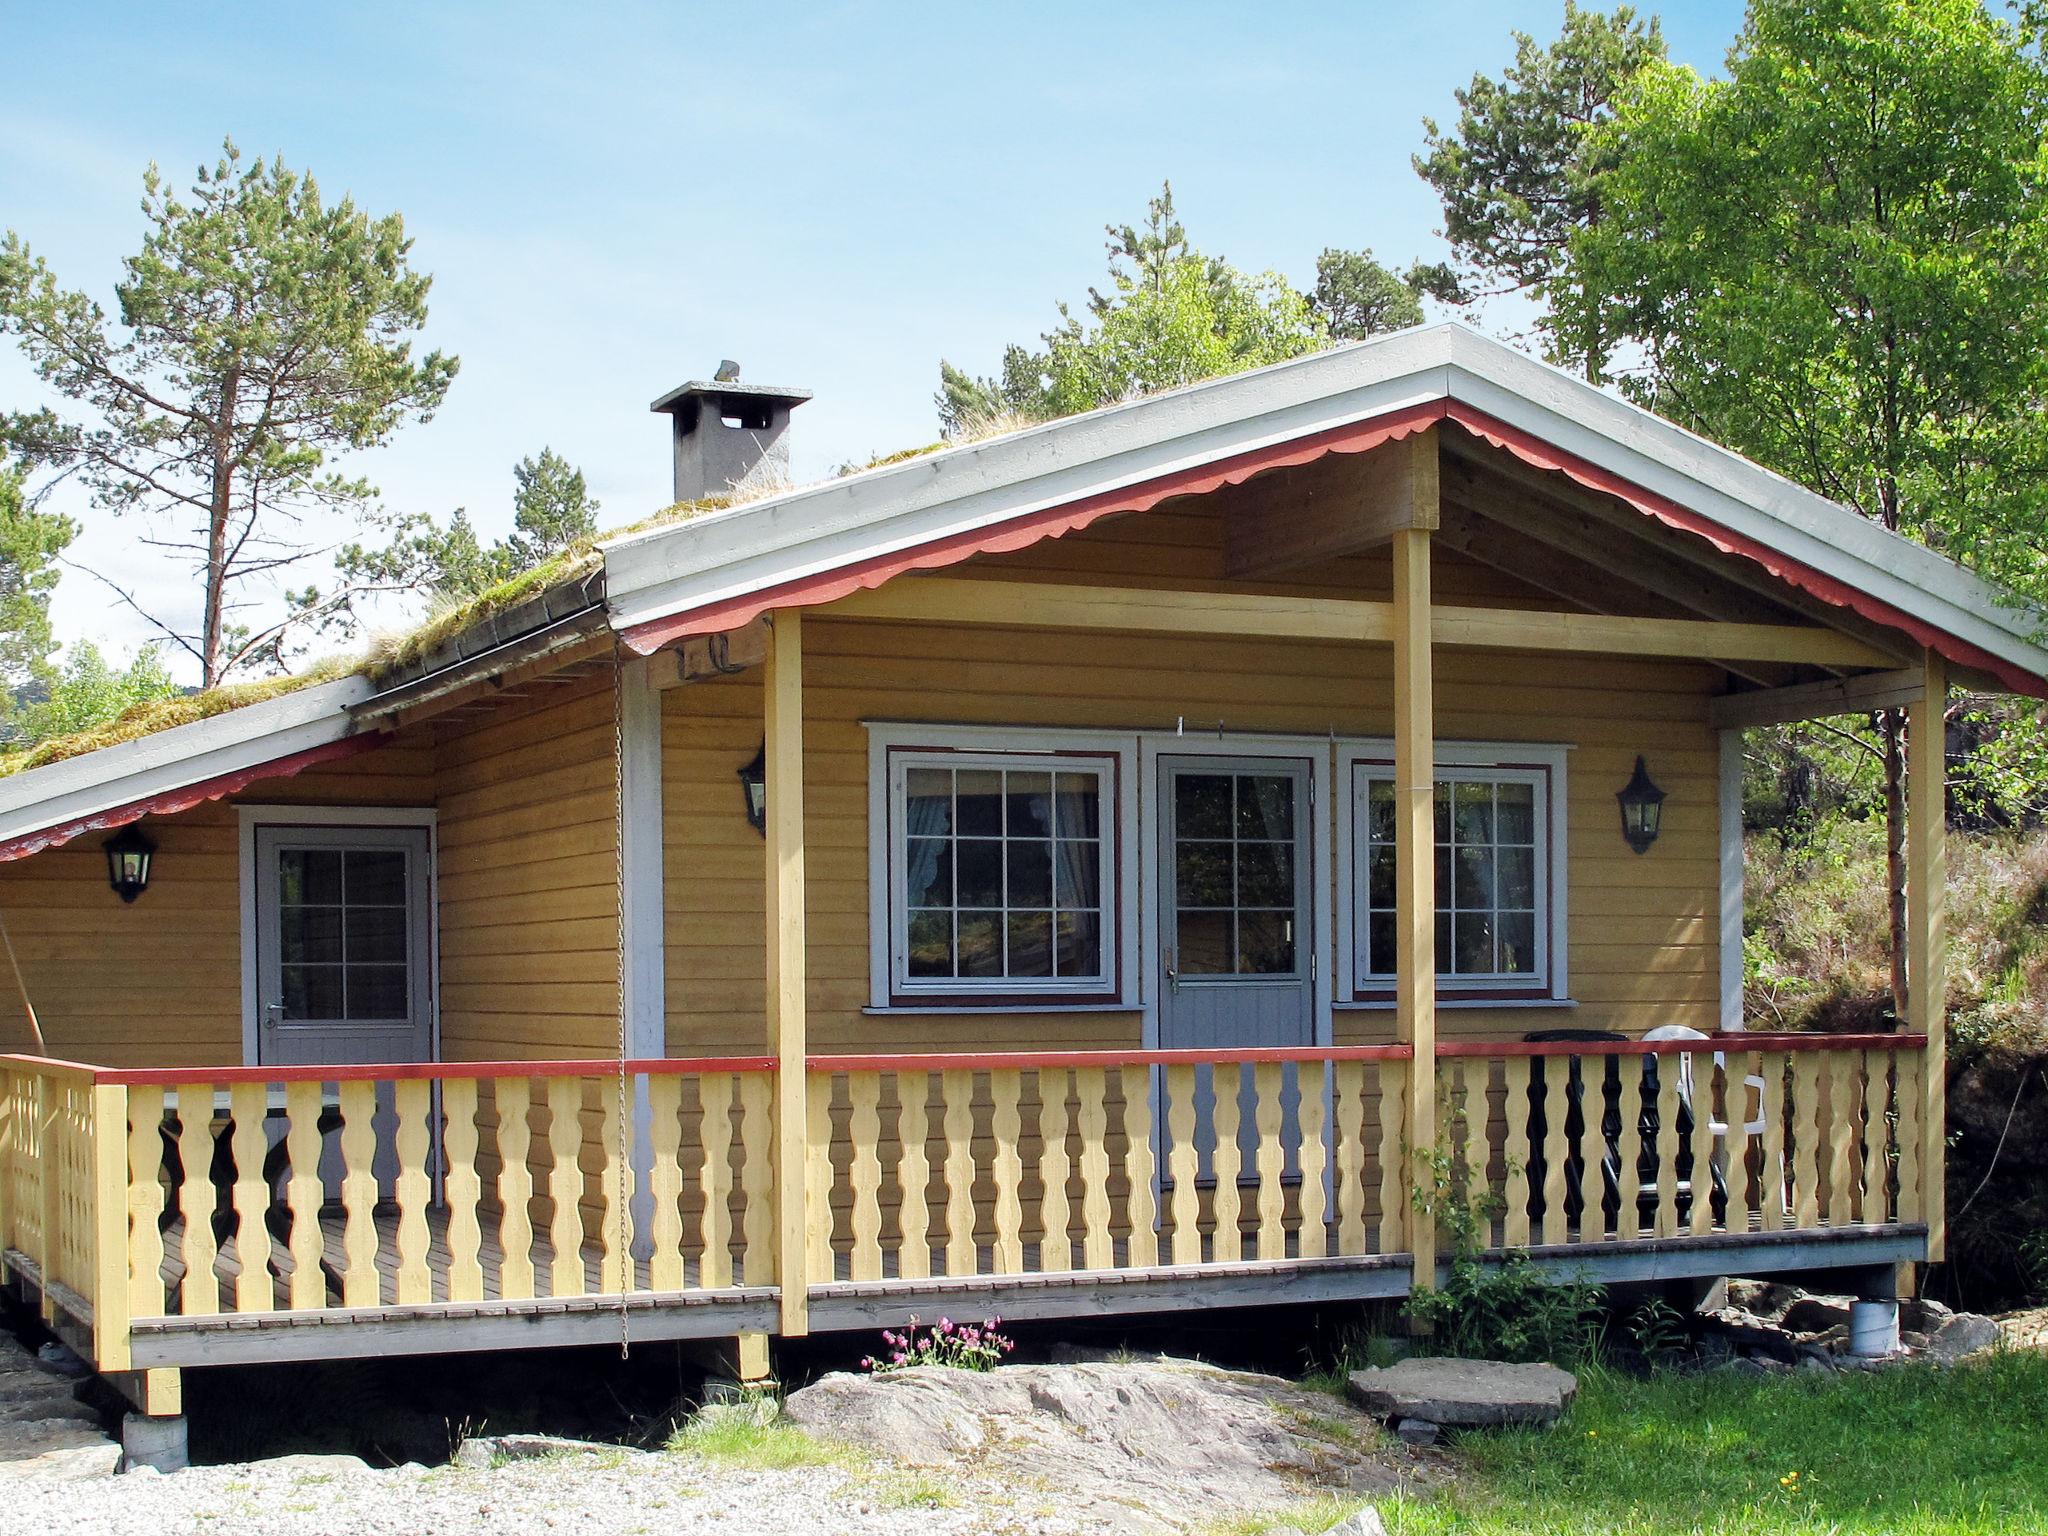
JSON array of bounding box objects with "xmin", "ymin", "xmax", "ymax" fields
[
  {"xmin": 863, "ymin": 1470, "xmax": 960, "ymax": 1510},
  {"xmin": 1380, "ymin": 1355, "xmax": 2048, "ymax": 1536},
  {"xmin": 664, "ymin": 1412, "xmax": 865, "ymax": 1472}
]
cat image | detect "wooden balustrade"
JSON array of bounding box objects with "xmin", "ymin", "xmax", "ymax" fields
[
  {"xmin": 1432, "ymin": 1035, "xmax": 1929, "ymax": 1250},
  {"xmin": 803, "ymin": 1047, "xmax": 1413, "ymax": 1282}
]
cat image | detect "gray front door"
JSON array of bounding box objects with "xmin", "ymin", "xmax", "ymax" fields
[{"xmin": 1157, "ymin": 757, "xmax": 1314, "ymax": 1175}]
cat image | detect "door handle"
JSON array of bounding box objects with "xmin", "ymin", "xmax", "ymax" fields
[
  {"xmin": 263, "ymin": 1002, "xmax": 284, "ymax": 1031},
  {"xmin": 1163, "ymin": 947, "xmax": 1178, "ymax": 994}
]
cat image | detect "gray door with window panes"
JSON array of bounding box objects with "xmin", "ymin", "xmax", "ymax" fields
[
  {"xmin": 1156, "ymin": 756, "xmax": 1315, "ymax": 1187},
  {"xmin": 254, "ymin": 823, "xmax": 434, "ymax": 1190}
]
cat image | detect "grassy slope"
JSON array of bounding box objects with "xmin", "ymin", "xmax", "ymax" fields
[{"xmin": 1377, "ymin": 1357, "xmax": 2048, "ymax": 1536}]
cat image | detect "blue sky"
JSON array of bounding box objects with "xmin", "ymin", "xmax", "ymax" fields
[{"xmin": 1, "ymin": 0, "xmax": 1748, "ymax": 672}]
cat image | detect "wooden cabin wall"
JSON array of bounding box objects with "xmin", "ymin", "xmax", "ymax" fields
[{"xmin": 0, "ymin": 731, "xmax": 436, "ymax": 1067}]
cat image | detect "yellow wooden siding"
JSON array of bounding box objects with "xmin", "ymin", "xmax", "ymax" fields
[{"xmin": 0, "ymin": 734, "xmax": 436, "ymax": 1066}]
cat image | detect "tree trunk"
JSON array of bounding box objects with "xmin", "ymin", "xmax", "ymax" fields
[
  {"xmin": 201, "ymin": 375, "xmax": 241, "ymax": 689},
  {"xmin": 1880, "ymin": 706, "xmax": 1908, "ymax": 1017}
]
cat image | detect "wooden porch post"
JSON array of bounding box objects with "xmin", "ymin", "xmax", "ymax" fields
[
  {"xmin": 765, "ymin": 610, "xmax": 810, "ymax": 1336},
  {"xmin": 91, "ymin": 1080, "xmax": 131, "ymax": 1372},
  {"xmin": 1907, "ymin": 648, "xmax": 1947, "ymax": 1261},
  {"xmin": 1392, "ymin": 527, "xmax": 1437, "ymax": 1269}
]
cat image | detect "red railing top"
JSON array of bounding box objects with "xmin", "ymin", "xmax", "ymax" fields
[
  {"xmin": 1434, "ymin": 1032, "xmax": 1928, "ymax": 1058},
  {"xmin": 0, "ymin": 1031, "xmax": 1925, "ymax": 1087}
]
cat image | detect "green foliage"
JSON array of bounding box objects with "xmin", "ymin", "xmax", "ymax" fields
[
  {"xmin": 506, "ymin": 447, "xmax": 600, "ymax": 569},
  {"xmin": 861, "ymin": 1316, "xmax": 1015, "ymax": 1372},
  {"xmin": 1582, "ymin": 0, "xmax": 2048, "ymax": 606},
  {"xmin": 1405, "ymin": 1148, "xmax": 1605, "ymax": 1364},
  {"xmin": 0, "ymin": 454, "xmax": 72, "ymax": 710},
  {"xmin": 5, "ymin": 641, "xmax": 180, "ymax": 748},
  {"xmin": 1415, "ymin": 3, "xmax": 1667, "ymax": 381},
  {"xmin": 1622, "ymin": 1295, "xmax": 1689, "ymax": 1366},
  {"xmin": 0, "ymin": 138, "xmax": 457, "ymax": 685},
  {"xmin": 664, "ymin": 1409, "xmax": 861, "ymax": 1471},
  {"xmin": 936, "ymin": 183, "xmax": 1440, "ymax": 436},
  {"xmin": 1382, "ymin": 1354, "xmax": 2048, "ymax": 1535}
]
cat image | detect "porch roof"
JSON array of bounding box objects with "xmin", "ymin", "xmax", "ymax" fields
[{"xmin": 600, "ymin": 322, "xmax": 2048, "ymax": 697}]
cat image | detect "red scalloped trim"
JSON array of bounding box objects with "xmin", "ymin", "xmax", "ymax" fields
[{"xmin": 0, "ymin": 734, "xmax": 381, "ymax": 863}]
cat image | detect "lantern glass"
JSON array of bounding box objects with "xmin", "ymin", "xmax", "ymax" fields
[
  {"xmin": 738, "ymin": 743, "xmax": 768, "ymax": 836},
  {"xmin": 1616, "ymin": 755, "xmax": 1665, "ymax": 855},
  {"xmin": 104, "ymin": 824, "xmax": 157, "ymax": 902}
]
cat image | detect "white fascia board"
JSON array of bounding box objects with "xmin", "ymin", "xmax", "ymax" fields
[
  {"xmin": 0, "ymin": 674, "xmax": 375, "ymax": 847},
  {"xmin": 599, "ymin": 327, "xmax": 1456, "ymax": 633},
  {"xmin": 1437, "ymin": 330, "xmax": 2048, "ymax": 682}
]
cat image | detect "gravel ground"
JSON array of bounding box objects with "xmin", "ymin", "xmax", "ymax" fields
[{"xmin": 13, "ymin": 1448, "xmax": 1095, "ymax": 1536}]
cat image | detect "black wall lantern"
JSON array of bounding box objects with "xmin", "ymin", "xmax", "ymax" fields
[
  {"xmin": 1616, "ymin": 755, "xmax": 1666, "ymax": 855},
  {"xmin": 738, "ymin": 742, "xmax": 768, "ymax": 836},
  {"xmin": 103, "ymin": 823, "xmax": 157, "ymax": 902}
]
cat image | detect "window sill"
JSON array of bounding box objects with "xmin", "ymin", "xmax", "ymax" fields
[
  {"xmin": 1335, "ymin": 996, "xmax": 1579, "ymax": 1011},
  {"xmin": 863, "ymin": 1001, "xmax": 1141, "ymax": 1016}
]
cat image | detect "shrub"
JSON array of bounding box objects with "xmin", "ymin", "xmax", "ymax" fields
[{"xmin": 860, "ymin": 1316, "xmax": 1014, "ymax": 1373}]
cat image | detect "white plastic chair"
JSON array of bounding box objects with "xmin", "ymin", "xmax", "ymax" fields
[{"xmin": 1642, "ymin": 1025, "xmax": 1774, "ymax": 1219}]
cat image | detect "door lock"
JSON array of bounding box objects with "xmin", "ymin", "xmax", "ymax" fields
[{"xmin": 262, "ymin": 1001, "xmax": 284, "ymax": 1031}]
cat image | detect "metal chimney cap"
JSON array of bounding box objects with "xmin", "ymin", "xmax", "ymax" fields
[{"xmin": 650, "ymin": 378, "xmax": 814, "ymax": 414}]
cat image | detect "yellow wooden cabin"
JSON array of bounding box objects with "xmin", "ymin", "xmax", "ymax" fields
[{"xmin": 0, "ymin": 325, "xmax": 2038, "ymax": 1436}]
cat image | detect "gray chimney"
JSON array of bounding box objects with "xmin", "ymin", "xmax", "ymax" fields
[{"xmin": 650, "ymin": 366, "xmax": 812, "ymax": 504}]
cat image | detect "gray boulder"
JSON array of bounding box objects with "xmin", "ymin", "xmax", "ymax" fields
[
  {"xmin": 1927, "ymin": 1313, "xmax": 2002, "ymax": 1365},
  {"xmin": 1347, "ymin": 1358, "xmax": 1578, "ymax": 1428}
]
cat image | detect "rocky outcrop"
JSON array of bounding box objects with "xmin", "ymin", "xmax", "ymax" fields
[
  {"xmin": 0, "ymin": 1333, "xmax": 118, "ymax": 1482},
  {"xmin": 783, "ymin": 1359, "xmax": 1436, "ymax": 1534},
  {"xmin": 1703, "ymin": 1280, "xmax": 2005, "ymax": 1371},
  {"xmin": 1346, "ymin": 1359, "xmax": 1577, "ymax": 1429}
]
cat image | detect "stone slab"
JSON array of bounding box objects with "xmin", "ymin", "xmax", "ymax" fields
[{"xmin": 1347, "ymin": 1358, "xmax": 1578, "ymax": 1428}]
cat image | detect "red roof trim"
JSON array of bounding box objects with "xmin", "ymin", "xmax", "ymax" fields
[
  {"xmin": 0, "ymin": 734, "xmax": 380, "ymax": 863},
  {"xmin": 620, "ymin": 401, "xmax": 1452, "ymax": 652}
]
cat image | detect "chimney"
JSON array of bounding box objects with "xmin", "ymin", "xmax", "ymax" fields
[{"xmin": 650, "ymin": 362, "xmax": 812, "ymax": 504}]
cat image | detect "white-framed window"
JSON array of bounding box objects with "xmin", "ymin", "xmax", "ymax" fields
[
  {"xmin": 866, "ymin": 725, "xmax": 1138, "ymax": 1008},
  {"xmin": 1337, "ymin": 741, "xmax": 1569, "ymax": 1003}
]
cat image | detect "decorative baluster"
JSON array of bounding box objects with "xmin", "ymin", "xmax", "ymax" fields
[
  {"xmin": 1376, "ymin": 1058, "xmax": 1406, "ymax": 1255},
  {"xmin": 1760, "ymin": 1052, "xmax": 1789, "ymax": 1233},
  {"xmin": 1652, "ymin": 1056, "xmax": 1682, "ymax": 1241},
  {"xmin": 1825, "ymin": 1053, "xmax": 1858, "ymax": 1226},
  {"xmin": 337, "ymin": 1080, "xmax": 379, "ymax": 1306},
  {"xmin": 940, "ymin": 1069, "xmax": 976, "ymax": 1277},
  {"xmin": 1074, "ymin": 1067, "xmax": 1113, "ymax": 1272},
  {"xmin": 1501, "ymin": 1057, "xmax": 1533, "ymax": 1249},
  {"xmin": 227, "ymin": 1082, "xmax": 270, "ymax": 1312},
  {"xmin": 1611, "ymin": 1058, "xmax": 1645, "ymax": 1242},
  {"xmin": 1858, "ymin": 1051, "xmax": 1886, "ymax": 1226},
  {"xmin": 1790, "ymin": 1054, "xmax": 1823, "ymax": 1230},
  {"xmin": 696, "ymin": 1074, "xmax": 733, "ymax": 1289},
  {"xmin": 393, "ymin": 1079, "xmax": 433, "ymax": 1305},
  {"xmin": 806, "ymin": 1072, "xmax": 835, "ymax": 1285},
  {"xmin": 495, "ymin": 1078, "xmax": 536, "ymax": 1300},
  {"xmin": 1251, "ymin": 1063, "xmax": 1286, "ymax": 1262},
  {"xmin": 848, "ymin": 1072, "xmax": 884, "ymax": 1282},
  {"xmin": 1296, "ymin": 1061, "xmax": 1328, "ymax": 1261},
  {"xmin": 1893, "ymin": 1051, "xmax": 1922, "ymax": 1226},
  {"xmin": 895, "ymin": 1071, "xmax": 931, "ymax": 1281},
  {"xmin": 647, "ymin": 1075, "xmax": 685, "ymax": 1291},
  {"xmin": 443, "ymin": 1078, "xmax": 484, "ymax": 1303},
  {"xmin": 598, "ymin": 1075, "xmax": 632, "ymax": 1293},
  {"xmin": 1211, "ymin": 1063, "xmax": 1244, "ymax": 1264},
  {"xmin": 737, "ymin": 1071, "xmax": 775, "ymax": 1287},
  {"xmin": 1038, "ymin": 1068, "xmax": 1072, "ymax": 1272},
  {"xmin": 126, "ymin": 1085, "xmax": 166, "ymax": 1321},
  {"xmin": 1121, "ymin": 1064, "xmax": 1159, "ymax": 1268},
  {"xmin": 1164, "ymin": 1064, "xmax": 1199, "ymax": 1265},
  {"xmin": 174, "ymin": 1084, "xmax": 218, "ymax": 1316},
  {"xmin": 545, "ymin": 1078, "xmax": 586, "ymax": 1297},
  {"xmin": 989, "ymin": 1070, "xmax": 1023, "ymax": 1275},
  {"xmin": 1688, "ymin": 1053, "xmax": 1717, "ymax": 1237},
  {"xmin": 1333, "ymin": 1062, "xmax": 1366, "ymax": 1256}
]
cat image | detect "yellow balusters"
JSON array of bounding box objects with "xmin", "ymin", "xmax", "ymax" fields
[
  {"xmin": 1075, "ymin": 1066, "xmax": 1113, "ymax": 1271},
  {"xmin": 545, "ymin": 1078, "xmax": 586, "ymax": 1298},
  {"xmin": 1789, "ymin": 1054, "xmax": 1823, "ymax": 1231},
  {"xmin": 495, "ymin": 1077, "xmax": 537, "ymax": 1300},
  {"xmin": 126, "ymin": 1085, "xmax": 166, "ymax": 1321},
  {"xmin": 1251, "ymin": 1063, "xmax": 1286, "ymax": 1262},
  {"xmin": 1501, "ymin": 1058, "xmax": 1533, "ymax": 1249},
  {"xmin": 1333, "ymin": 1062, "xmax": 1366, "ymax": 1257},
  {"xmin": 1210, "ymin": 1064, "xmax": 1243, "ymax": 1265},
  {"xmin": 1164, "ymin": 1064, "xmax": 1199, "ymax": 1265},
  {"xmin": 1611, "ymin": 1060, "xmax": 1644, "ymax": 1242},
  {"xmin": 1375, "ymin": 1058, "xmax": 1406, "ymax": 1254},
  {"xmin": 1652, "ymin": 1057, "xmax": 1682, "ymax": 1241},
  {"xmin": 1825, "ymin": 1055, "xmax": 1859, "ymax": 1226},
  {"xmin": 696, "ymin": 1074, "xmax": 733, "ymax": 1289},
  {"xmin": 1538, "ymin": 1059, "xmax": 1571, "ymax": 1246},
  {"xmin": 443, "ymin": 1078, "xmax": 485, "ymax": 1304},
  {"xmin": 1121, "ymin": 1064, "xmax": 1159, "ymax": 1268},
  {"xmin": 175, "ymin": 1084, "xmax": 218, "ymax": 1316},
  {"xmin": 805, "ymin": 1072, "xmax": 836, "ymax": 1285},
  {"xmin": 647, "ymin": 1075, "xmax": 685, "ymax": 1291},
  {"xmin": 847, "ymin": 1072, "xmax": 884, "ymax": 1282},
  {"xmin": 1687, "ymin": 1053, "xmax": 1717, "ymax": 1237},
  {"xmin": 940, "ymin": 1069, "xmax": 976, "ymax": 1277},
  {"xmin": 598, "ymin": 1076, "xmax": 632, "ymax": 1293},
  {"xmin": 394, "ymin": 1079, "xmax": 433, "ymax": 1305},
  {"xmin": 1894, "ymin": 1050, "xmax": 1923, "ymax": 1226},
  {"xmin": 1858, "ymin": 1051, "xmax": 1887, "ymax": 1227},
  {"xmin": 1759, "ymin": 1051, "xmax": 1789, "ymax": 1233},
  {"xmin": 737, "ymin": 1071, "xmax": 775, "ymax": 1287},
  {"xmin": 1296, "ymin": 1062, "xmax": 1328, "ymax": 1261},
  {"xmin": 989, "ymin": 1070, "xmax": 1024, "ymax": 1275},
  {"xmin": 1037, "ymin": 1068, "xmax": 1072, "ymax": 1272},
  {"xmin": 337, "ymin": 1080, "xmax": 379, "ymax": 1307},
  {"xmin": 895, "ymin": 1071, "xmax": 932, "ymax": 1281}
]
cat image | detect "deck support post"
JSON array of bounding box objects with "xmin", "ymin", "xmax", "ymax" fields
[
  {"xmin": 1392, "ymin": 527, "xmax": 1438, "ymax": 1270},
  {"xmin": 1907, "ymin": 648, "xmax": 1947, "ymax": 1261},
  {"xmin": 91, "ymin": 1081, "xmax": 131, "ymax": 1372},
  {"xmin": 765, "ymin": 610, "xmax": 810, "ymax": 1336},
  {"xmin": 619, "ymin": 655, "xmax": 666, "ymax": 1260}
]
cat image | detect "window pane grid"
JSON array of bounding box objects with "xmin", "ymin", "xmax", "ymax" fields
[
  {"xmin": 1361, "ymin": 771, "xmax": 1541, "ymax": 983},
  {"xmin": 901, "ymin": 762, "xmax": 1105, "ymax": 987},
  {"xmin": 1174, "ymin": 771, "xmax": 1298, "ymax": 977},
  {"xmin": 278, "ymin": 847, "xmax": 411, "ymax": 1021}
]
